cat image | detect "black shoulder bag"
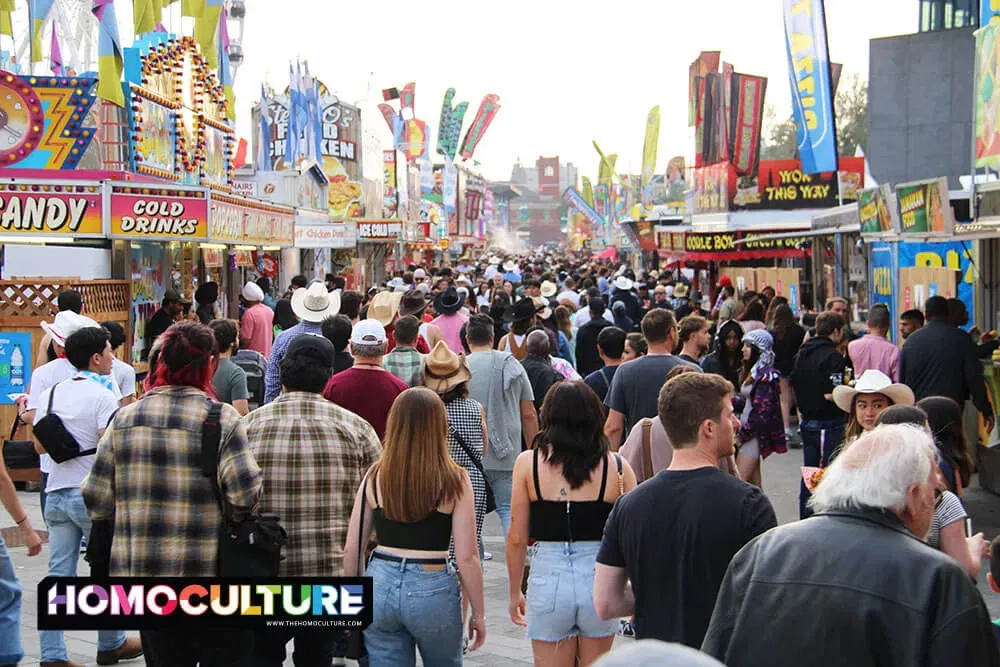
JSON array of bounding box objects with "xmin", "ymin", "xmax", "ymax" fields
[
  {"xmin": 3, "ymin": 412, "xmax": 38, "ymax": 470},
  {"xmin": 34, "ymin": 382, "xmax": 96, "ymax": 463},
  {"xmin": 200, "ymin": 402, "xmax": 288, "ymax": 577},
  {"xmin": 449, "ymin": 424, "xmax": 497, "ymax": 514}
]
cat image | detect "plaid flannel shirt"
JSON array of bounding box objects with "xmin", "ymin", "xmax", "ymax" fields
[
  {"xmin": 81, "ymin": 386, "xmax": 262, "ymax": 577},
  {"xmin": 243, "ymin": 391, "xmax": 382, "ymax": 576},
  {"xmin": 383, "ymin": 346, "xmax": 424, "ymax": 387}
]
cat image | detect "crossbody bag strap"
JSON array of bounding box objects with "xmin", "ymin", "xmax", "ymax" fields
[
  {"xmin": 356, "ymin": 474, "xmax": 368, "ymax": 576},
  {"xmin": 449, "ymin": 423, "xmax": 485, "ymax": 476},
  {"xmin": 599, "ymin": 367, "xmax": 611, "ymax": 392},
  {"xmin": 200, "ymin": 402, "xmax": 225, "ymax": 516},
  {"xmin": 615, "ymin": 452, "xmax": 624, "ymax": 496},
  {"xmin": 641, "ymin": 418, "xmax": 654, "ymax": 481}
]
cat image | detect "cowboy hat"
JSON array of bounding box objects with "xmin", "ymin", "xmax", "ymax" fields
[
  {"xmin": 435, "ymin": 286, "xmax": 464, "ymax": 316},
  {"xmin": 41, "ymin": 311, "xmax": 100, "ymax": 347},
  {"xmin": 540, "ymin": 280, "xmax": 558, "ymax": 298},
  {"xmin": 398, "ymin": 289, "xmax": 428, "ymax": 318},
  {"xmin": 503, "ymin": 260, "xmax": 518, "ymax": 272},
  {"xmin": 369, "ymin": 291, "xmax": 404, "ymax": 327},
  {"xmin": 291, "ymin": 283, "xmax": 341, "ymax": 323},
  {"xmin": 614, "ymin": 276, "xmax": 633, "ymax": 291},
  {"xmin": 832, "ymin": 369, "xmax": 915, "ymax": 413},
  {"xmin": 422, "ymin": 340, "xmax": 472, "ymax": 394},
  {"xmin": 532, "ymin": 296, "xmax": 552, "ymax": 321},
  {"xmin": 673, "ymin": 283, "xmax": 689, "ymax": 298},
  {"xmin": 503, "ymin": 298, "xmax": 537, "ymax": 323}
]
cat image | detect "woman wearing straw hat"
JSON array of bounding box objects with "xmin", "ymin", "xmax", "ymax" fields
[
  {"xmin": 423, "ymin": 341, "xmax": 490, "ymax": 633},
  {"xmin": 833, "ymin": 369, "xmax": 915, "ymax": 448}
]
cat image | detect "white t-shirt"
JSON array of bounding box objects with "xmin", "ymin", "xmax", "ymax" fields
[
  {"xmin": 33, "ymin": 375, "xmax": 119, "ymax": 492},
  {"xmin": 111, "ymin": 357, "xmax": 137, "ymax": 399},
  {"xmin": 572, "ymin": 307, "xmax": 614, "ymax": 328},
  {"xmin": 556, "ymin": 290, "xmax": 581, "ymax": 308},
  {"xmin": 27, "ymin": 358, "xmax": 76, "ymax": 474}
]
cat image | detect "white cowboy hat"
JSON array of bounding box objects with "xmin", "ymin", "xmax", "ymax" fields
[
  {"xmin": 832, "ymin": 369, "xmax": 915, "ymax": 413},
  {"xmin": 503, "ymin": 260, "xmax": 518, "ymax": 272},
  {"xmin": 614, "ymin": 276, "xmax": 633, "ymax": 291},
  {"xmin": 540, "ymin": 281, "xmax": 558, "ymax": 298},
  {"xmin": 532, "ymin": 296, "xmax": 552, "ymax": 321},
  {"xmin": 369, "ymin": 291, "xmax": 404, "ymax": 327},
  {"xmin": 291, "ymin": 283, "xmax": 341, "ymax": 323},
  {"xmin": 41, "ymin": 311, "xmax": 100, "ymax": 347}
]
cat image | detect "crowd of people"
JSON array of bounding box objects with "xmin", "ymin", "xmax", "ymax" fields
[{"xmin": 1, "ymin": 248, "xmax": 1000, "ymax": 666}]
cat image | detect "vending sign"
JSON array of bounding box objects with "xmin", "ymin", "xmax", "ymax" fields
[
  {"xmin": 109, "ymin": 186, "xmax": 209, "ymax": 240},
  {"xmin": 357, "ymin": 220, "xmax": 404, "ymax": 241},
  {"xmin": 0, "ymin": 183, "xmax": 103, "ymax": 236},
  {"xmin": 209, "ymin": 196, "xmax": 294, "ymax": 246}
]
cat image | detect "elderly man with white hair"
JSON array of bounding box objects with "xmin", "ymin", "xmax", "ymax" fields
[{"xmin": 702, "ymin": 424, "xmax": 1000, "ymax": 667}]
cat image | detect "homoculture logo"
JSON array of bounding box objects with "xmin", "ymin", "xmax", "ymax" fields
[{"xmin": 38, "ymin": 577, "xmax": 373, "ymax": 630}]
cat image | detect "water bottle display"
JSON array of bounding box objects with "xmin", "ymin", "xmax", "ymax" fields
[
  {"xmin": 0, "ymin": 335, "xmax": 31, "ymax": 403},
  {"xmin": 9, "ymin": 344, "xmax": 23, "ymax": 387}
]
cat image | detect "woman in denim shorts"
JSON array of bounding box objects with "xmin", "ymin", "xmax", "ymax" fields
[
  {"xmin": 344, "ymin": 388, "xmax": 486, "ymax": 666},
  {"xmin": 506, "ymin": 381, "xmax": 637, "ymax": 666}
]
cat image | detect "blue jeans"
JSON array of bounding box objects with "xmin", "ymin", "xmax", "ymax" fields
[
  {"xmin": 40, "ymin": 488, "xmax": 126, "ymax": 661},
  {"xmin": 484, "ymin": 469, "xmax": 513, "ymax": 536},
  {"xmin": 799, "ymin": 419, "xmax": 845, "ymax": 520},
  {"xmin": 0, "ymin": 536, "xmax": 23, "ymax": 664},
  {"xmin": 364, "ymin": 554, "xmax": 463, "ymax": 667}
]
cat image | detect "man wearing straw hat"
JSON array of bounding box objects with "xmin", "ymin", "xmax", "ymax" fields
[{"xmin": 263, "ymin": 283, "xmax": 340, "ymax": 404}]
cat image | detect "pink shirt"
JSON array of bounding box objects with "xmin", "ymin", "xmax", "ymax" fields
[
  {"xmin": 241, "ymin": 303, "xmax": 274, "ymax": 358},
  {"xmin": 431, "ymin": 313, "xmax": 469, "ymax": 354},
  {"xmin": 848, "ymin": 333, "xmax": 899, "ymax": 381}
]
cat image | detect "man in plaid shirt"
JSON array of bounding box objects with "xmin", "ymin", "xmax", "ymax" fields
[
  {"xmin": 244, "ymin": 334, "xmax": 382, "ymax": 665},
  {"xmin": 383, "ymin": 315, "xmax": 425, "ymax": 387}
]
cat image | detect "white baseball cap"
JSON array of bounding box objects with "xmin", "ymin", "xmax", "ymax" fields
[
  {"xmin": 351, "ymin": 319, "xmax": 388, "ymax": 346},
  {"xmin": 413, "ymin": 268, "xmax": 427, "ymax": 279}
]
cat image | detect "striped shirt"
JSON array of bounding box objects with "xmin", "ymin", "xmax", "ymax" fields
[
  {"xmin": 81, "ymin": 385, "xmax": 262, "ymax": 577},
  {"xmin": 243, "ymin": 391, "xmax": 381, "ymax": 576}
]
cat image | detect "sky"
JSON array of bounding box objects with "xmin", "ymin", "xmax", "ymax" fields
[{"xmin": 15, "ymin": 0, "xmax": 920, "ymax": 183}]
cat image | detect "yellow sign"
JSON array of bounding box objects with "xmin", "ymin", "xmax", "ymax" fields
[{"xmin": 0, "ymin": 183, "xmax": 104, "ymax": 236}]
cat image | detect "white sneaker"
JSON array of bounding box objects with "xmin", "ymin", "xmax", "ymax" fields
[{"xmin": 483, "ymin": 551, "xmax": 493, "ymax": 561}]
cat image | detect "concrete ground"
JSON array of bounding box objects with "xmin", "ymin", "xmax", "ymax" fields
[{"xmin": 8, "ymin": 446, "xmax": 1000, "ymax": 665}]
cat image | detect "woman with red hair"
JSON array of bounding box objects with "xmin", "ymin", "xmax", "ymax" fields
[{"xmin": 82, "ymin": 321, "xmax": 263, "ymax": 665}]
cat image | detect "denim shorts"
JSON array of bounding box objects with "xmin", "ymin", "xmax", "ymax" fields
[{"xmin": 526, "ymin": 541, "xmax": 617, "ymax": 642}]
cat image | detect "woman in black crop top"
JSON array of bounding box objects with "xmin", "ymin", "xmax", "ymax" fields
[
  {"xmin": 344, "ymin": 388, "xmax": 486, "ymax": 666},
  {"xmin": 506, "ymin": 382, "xmax": 637, "ymax": 666}
]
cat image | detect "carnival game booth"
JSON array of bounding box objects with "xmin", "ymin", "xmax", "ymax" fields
[{"xmin": 0, "ymin": 278, "xmax": 129, "ymax": 483}]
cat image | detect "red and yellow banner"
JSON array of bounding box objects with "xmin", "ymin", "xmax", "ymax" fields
[
  {"xmin": 0, "ymin": 183, "xmax": 103, "ymax": 236},
  {"xmin": 731, "ymin": 74, "xmax": 767, "ymax": 176},
  {"xmin": 109, "ymin": 186, "xmax": 208, "ymax": 240}
]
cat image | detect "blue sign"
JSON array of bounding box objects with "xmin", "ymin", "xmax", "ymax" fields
[
  {"xmin": 783, "ymin": 0, "xmax": 837, "ymax": 174},
  {"xmin": 0, "ymin": 333, "xmax": 31, "ymax": 404},
  {"xmin": 897, "ymin": 240, "xmax": 975, "ymax": 331},
  {"xmin": 869, "ymin": 241, "xmax": 896, "ymax": 341}
]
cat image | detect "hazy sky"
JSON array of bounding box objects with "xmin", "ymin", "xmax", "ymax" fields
[{"xmin": 22, "ymin": 0, "xmax": 920, "ymax": 183}]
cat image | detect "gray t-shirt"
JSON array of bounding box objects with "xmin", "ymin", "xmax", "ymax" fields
[
  {"xmin": 467, "ymin": 350, "xmax": 534, "ymax": 471},
  {"xmin": 605, "ymin": 354, "xmax": 700, "ymax": 436},
  {"xmin": 212, "ymin": 357, "xmax": 249, "ymax": 405}
]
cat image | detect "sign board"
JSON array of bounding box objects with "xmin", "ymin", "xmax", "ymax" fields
[
  {"xmin": 295, "ymin": 218, "xmax": 356, "ymax": 249},
  {"xmin": 0, "ymin": 182, "xmax": 104, "ymax": 237},
  {"xmin": 0, "ymin": 333, "xmax": 30, "ymax": 405},
  {"xmin": 684, "ymin": 229, "xmax": 808, "ymax": 260},
  {"xmin": 356, "ymin": 220, "xmax": 404, "ymax": 242},
  {"xmin": 895, "ymin": 177, "xmax": 954, "ymax": 236},
  {"xmin": 858, "ymin": 185, "xmax": 900, "ymax": 235},
  {"xmin": 109, "ymin": 185, "xmax": 209, "ymax": 240},
  {"xmin": 209, "ymin": 196, "xmax": 295, "ymax": 247}
]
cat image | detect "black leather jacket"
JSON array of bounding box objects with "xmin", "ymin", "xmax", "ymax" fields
[{"xmin": 702, "ymin": 508, "xmax": 1000, "ymax": 667}]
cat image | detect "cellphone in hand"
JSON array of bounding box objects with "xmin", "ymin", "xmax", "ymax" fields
[{"xmin": 965, "ymin": 518, "xmax": 972, "ymax": 538}]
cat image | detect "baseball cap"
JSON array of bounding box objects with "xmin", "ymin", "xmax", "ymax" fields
[
  {"xmin": 351, "ymin": 319, "xmax": 388, "ymax": 346},
  {"xmin": 163, "ymin": 288, "xmax": 191, "ymax": 305}
]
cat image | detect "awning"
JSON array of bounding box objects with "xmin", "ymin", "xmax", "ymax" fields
[
  {"xmin": 593, "ymin": 246, "xmax": 618, "ymax": 260},
  {"xmin": 732, "ymin": 225, "xmax": 860, "ymax": 245}
]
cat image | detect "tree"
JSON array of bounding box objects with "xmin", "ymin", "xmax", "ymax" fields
[{"xmin": 758, "ymin": 74, "xmax": 869, "ymax": 162}]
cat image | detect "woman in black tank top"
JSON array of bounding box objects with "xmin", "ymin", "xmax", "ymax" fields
[
  {"xmin": 343, "ymin": 388, "xmax": 486, "ymax": 665},
  {"xmin": 506, "ymin": 382, "xmax": 637, "ymax": 666}
]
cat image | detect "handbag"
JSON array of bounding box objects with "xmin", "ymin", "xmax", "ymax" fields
[
  {"xmin": 201, "ymin": 402, "xmax": 288, "ymax": 577},
  {"xmin": 341, "ymin": 476, "xmax": 369, "ymax": 660},
  {"xmin": 3, "ymin": 413, "xmax": 38, "ymax": 470},
  {"xmin": 34, "ymin": 382, "xmax": 96, "ymax": 463},
  {"xmin": 449, "ymin": 424, "xmax": 497, "ymax": 514}
]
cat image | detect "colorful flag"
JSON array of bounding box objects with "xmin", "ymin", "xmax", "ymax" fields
[
  {"xmin": 217, "ymin": 7, "xmax": 234, "ymax": 120},
  {"xmin": 405, "ymin": 119, "xmax": 429, "ymax": 162},
  {"xmin": 400, "ymin": 82, "xmax": 416, "ymax": 117},
  {"xmin": 134, "ymin": 0, "xmax": 156, "ymax": 35},
  {"xmin": 594, "ymin": 142, "xmax": 616, "ymax": 186},
  {"xmin": 640, "ymin": 105, "xmax": 660, "ymax": 191},
  {"xmin": 233, "ymin": 138, "xmax": 247, "ymax": 169},
  {"xmin": 688, "ymin": 51, "xmax": 720, "ymax": 127},
  {"xmin": 730, "ymin": 74, "xmax": 768, "ymax": 176},
  {"xmin": 257, "ymin": 84, "xmax": 273, "ymax": 169},
  {"xmin": 783, "ymin": 0, "xmax": 838, "ymax": 174},
  {"xmin": 284, "ymin": 63, "xmax": 299, "ymax": 165},
  {"xmin": 976, "ymin": 21, "xmax": 1000, "ymax": 169},
  {"xmin": 582, "ymin": 176, "xmax": 594, "ymax": 208},
  {"xmin": 459, "ymin": 94, "xmax": 500, "ymax": 160},
  {"xmin": 382, "ymin": 87, "xmax": 400, "ymax": 101},
  {"xmin": 195, "ymin": 0, "xmax": 222, "ymax": 70},
  {"xmin": 30, "ymin": 0, "xmax": 55, "ymax": 63},
  {"xmin": 0, "ymin": 0, "xmax": 16, "ymax": 39},
  {"xmin": 436, "ymin": 88, "xmax": 469, "ymax": 161},
  {"xmin": 723, "ymin": 63, "xmax": 734, "ymax": 157},
  {"xmin": 984, "ymin": 0, "xmax": 1000, "ymax": 27},
  {"xmin": 92, "ymin": 0, "xmax": 124, "ymax": 107},
  {"xmin": 181, "ymin": 0, "xmax": 203, "ymax": 17},
  {"xmin": 49, "ymin": 24, "xmax": 62, "ymax": 75}
]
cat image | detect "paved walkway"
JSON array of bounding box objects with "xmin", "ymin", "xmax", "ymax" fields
[{"xmin": 9, "ymin": 447, "xmax": 1000, "ymax": 664}]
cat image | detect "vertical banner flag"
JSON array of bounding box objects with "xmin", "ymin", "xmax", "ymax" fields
[
  {"xmin": 256, "ymin": 85, "xmax": 272, "ymax": 169},
  {"xmin": 688, "ymin": 51, "xmax": 720, "ymax": 127},
  {"xmin": 459, "ymin": 94, "xmax": 500, "ymax": 160},
  {"xmin": 30, "ymin": 0, "xmax": 55, "ymax": 63},
  {"xmin": 640, "ymin": 106, "xmax": 660, "ymax": 194},
  {"xmin": 181, "ymin": 0, "xmax": 204, "ymax": 17},
  {"xmin": 400, "ymin": 82, "xmax": 416, "ymax": 117},
  {"xmin": 593, "ymin": 141, "xmax": 616, "ymax": 186},
  {"xmin": 92, "ymin": 0, "xmax": 125, "ymax": 107},
  {"xmin": 581, "ymin": 176, "xmax": 594, "ymax": 208},
  {"xmin": 0, "ymin": 0, "xmax": 13, "ymax": 38},
  {"xmin": 383, "ymin": 150, "xmax": 398, "ymax": 218},
  {"xmin": 443, "ymin": 159, "xmax": 458, "ymax": 213},
  {"xmin": 830, "ymin": 62, "xmax": 844, "ymax": 96},
  {"xmin": 783, "ymin": 0, "xmax": 838, "ymax": 174},
  {"xmin": 134, "ymin": 0, "xmax": 156, "ymax": 35},
  {"xmin": 723, "ymin": 63, "xmax": 734, "ymax": 158},
  {"xmin": 50, "ymin": 25, "xmax": 63, "ymax": 75},
  {"xmin": 195, "ymin": 0, "xmax": 223, "ymax": 70},
  {"xmin": 730, "ymin": 74, "xmax": 768, "ymax": 176},
  {"xmin": 976, "ymin": 21, "xmax": 1000, "ymax": 170},
  {"xmin": 694, "ymin": 76, "xmax": 706, "ymax": 167},
  {"xmin": 283, "ymin": 64, "xmax": 299, "ymax": 165},
  {"xmin": 983, "ymin": 0, "xmax": 1000, "ymax": 28},
  {"xmin": 709, "ymin": 72, "xmax": 728, "ymax": 163},
  {"xmin": 217, "ymin": 6, "xmax": 234, "ymax": 120},
  {"xmin": 436, "ymin": 88, "xmax": 469, "ymax": 161}
]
